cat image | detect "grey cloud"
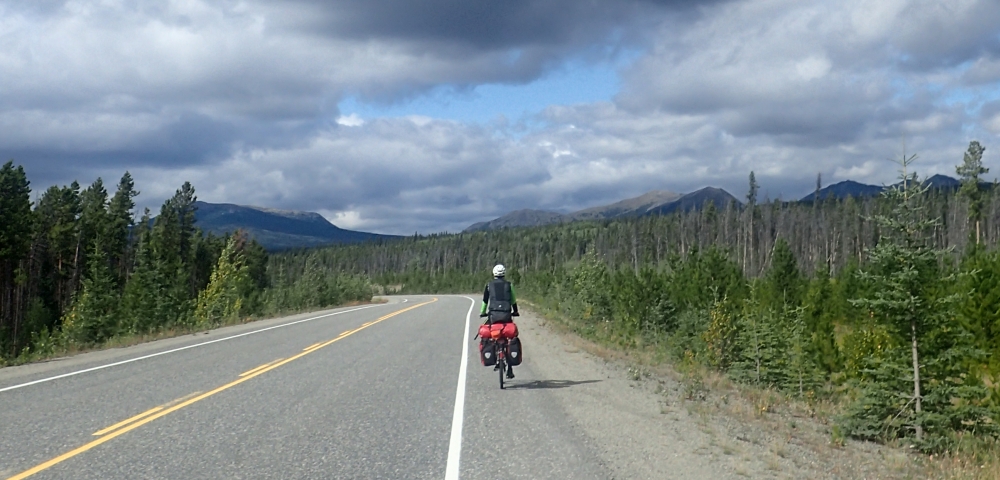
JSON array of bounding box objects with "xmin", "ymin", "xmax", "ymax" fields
[
  {"xmin": 962, "ymin": 54, "xmax": 1000, "ymax": 86},
  {"xmin": 5, "ymin": 0, "xmax": 706, "ymax": 191},
  {"xmin": 890, "ymin": 0, "xmax": 1000, "ymax": 70},
  {"xmin": 7, "ymin": 0, "xmax": 1000, "ymax": 235},
  {"xmin": 109, "ymin": 99, "xmax": 990, "ymax": 236},
  {"xmin": 267, "ymin": 0, "xmax": 717, "ymax": 48},
  {"xmin": 616, "ymin": 0, "xmax": 999, "ymax": 153}
]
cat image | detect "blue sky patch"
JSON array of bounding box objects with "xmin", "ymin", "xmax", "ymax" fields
[{"xmin": 338, "ymin": 59, "xmax": 624, "ymax": 124}]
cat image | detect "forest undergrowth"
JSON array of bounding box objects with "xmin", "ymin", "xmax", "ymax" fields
[{"xmin": 526, "ymin": 297, "xmax": 1000, "ymax": 479}]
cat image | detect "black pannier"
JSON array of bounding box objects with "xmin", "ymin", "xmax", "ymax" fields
[
  {"xmin": 507, "ymin": 337, "xmax": 523, "ymax": 366},
  {"xmin": 479, "ymin": 339, "xmax": 498, "ymax": 366}
]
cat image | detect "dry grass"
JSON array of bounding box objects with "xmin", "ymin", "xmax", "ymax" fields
[
  {"xmin": 765, "ymin": 454, "xmax": 782, "ymax": 472},
  {"xmin": 771, "ymin": 438, "xmax": 789, "ymax": 458},
  {"xmin": 920, "ymin": 448, "xmax": 1000, "ymax": 479}
]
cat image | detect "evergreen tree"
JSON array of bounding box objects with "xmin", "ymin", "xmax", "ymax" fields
[
  {"xmin": 173, "ymin": 182, "xmax": 198, "ymax": 265},
  {"xmin": 149, "ymin": 198, "xmax": 192, "ymax": 326},
  {"xmin": 956, "ymin": 249, "xmax": 1000, "ymax": 370},
  {"xmin": 850, "ymin": 152, "xmax": 936, "ymax": 441},
  {"xmin": 847, "ymin": 153, "xmax": 989, "ymax": 446},
  {"xmin": 956, "ymin": 141, "xmax": 988, "ymax": 246},
  {"xmin": 78, "ymin": 178, "xmax": 111, "ymax": 286},
  {"xmin": 120, "ymin": 209, "xmax": 159, "ymax": 333},
  {"xmin": 33, "ymin": 183, "xmax": 81, "ymax": 310},
  {"xmin": 802, "ymin": 264, "xmax": 840, "ymax": 374},
  {"xmin": 764, "ymin": 238, "xmax": 801, "ymax": 308},
  {"xmin": 107, "ymin": 172, "xmax": 138, "ymax": 286},
  {"xmin": 61, "ymin": 241, "xmax": 119, "ymax": 344},
  {"xmin": 0, "ymin": 161, "xmax": 33, "ymax": 354}
]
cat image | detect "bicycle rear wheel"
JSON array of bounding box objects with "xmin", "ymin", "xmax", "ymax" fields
[{"xmin": 498, "ymin": 358, "xmax": 505, "ymax": 389}]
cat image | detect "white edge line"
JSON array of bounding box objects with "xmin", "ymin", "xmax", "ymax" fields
[
  {"xmin": 0, "ymin": 303, "xmax": 386, "ymax": 394},
  {"xmin": 445, "ymin": 296, "xmax": 474, "ymax": 480}
]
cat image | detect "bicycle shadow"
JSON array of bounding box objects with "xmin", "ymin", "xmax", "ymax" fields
[{"xmin": 504, "ymin": 379, "xmax": 601, "ymax": 390}]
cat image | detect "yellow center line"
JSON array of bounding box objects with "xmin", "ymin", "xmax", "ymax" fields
[
  {"xmin": 92, "ymin": 407, "xmax": 162, "ymax": 436},
  {"xmin": 302, "ymin": 342, "xmax": 322, "ymax": 352},
  {"xmin": 7, "ymin": 298, "xmax": 437, "ymax": 480},
  {"xmin": 238, "ymin": 358, "xmax": 283, "ymax": 377},
  {"xmin": 159, "ymin": 391, "xmax": 203, "ymax": 409}
]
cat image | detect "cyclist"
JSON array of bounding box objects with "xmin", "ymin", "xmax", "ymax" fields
[{"xmin": 480, "ymin": 264, "xmax": 519, "ymax": 379}]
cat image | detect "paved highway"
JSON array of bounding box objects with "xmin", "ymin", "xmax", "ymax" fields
[{"xmin": 0, "ymin": 296, "xmax": 608, "ymax": 479}]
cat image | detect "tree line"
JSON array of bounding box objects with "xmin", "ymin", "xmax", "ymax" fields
[
  {"xmin": 269, "ymin": 141, "xmax": 1000, "ymax": 451},
  {"xmin": 0, "ymin": 162, "xmax": 371, "ymax": 363}
]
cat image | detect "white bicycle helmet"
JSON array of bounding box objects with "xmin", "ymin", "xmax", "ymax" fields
[{"xmin": 492, "ymin": 264, "xmax": 506, "ymax": 277}]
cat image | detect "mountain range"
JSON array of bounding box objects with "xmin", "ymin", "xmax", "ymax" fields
[
  {"xmin": 464, "ymin": 187, "xmax": 739, "ymax": 232},
  {"xmin": 192, "ymin": 174, "xmax": 969, "ymax": 249},
  {"xmin": 193, "ymin": 201, "xmax": 396, "ymax": 251},
  {"xmin": 466, "ymin": 174, "xmax": 968, "ymax": 232},
  {"xmin": 801, "ymin": 174, "xmax": 961, "ymax": 202}
]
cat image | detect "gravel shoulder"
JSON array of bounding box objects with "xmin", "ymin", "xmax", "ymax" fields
[{"xmin": 517, "ymin": 306, "xmax": 927, "ymax": 480}]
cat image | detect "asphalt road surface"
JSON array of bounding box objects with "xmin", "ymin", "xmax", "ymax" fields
[{"xmin": 0, "ymin": 296, "xmax": 608, "ymax": 479}]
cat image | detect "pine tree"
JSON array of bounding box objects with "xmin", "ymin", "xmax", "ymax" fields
[
  {"xmin": 764, "ymin": 238, "xmax": 801, "ymax": 309},
  {"xmin": 802, "ymin": 264, "xmax": 840, "ymax": 374},
  {"xmin": 850, "ymin": 152, "xmax": 937, "ymax": 441},
  {"xmin": 33, "ymin": 184, "xmax": 81, "ymax": 311},
  {"xmin": 107, "ymin": 172, "xmax": 139, "ymax": 287},
  {"xmin": 173, "ymin": 182, "xmax": 198, "ymax": 265},
  {"xmin": 956, "ymin": 141, "xmax": 988, "ymax": 246},
  {"xmin": 0, "ymin": 161, "xmax": 33, "ymax": 354},
  {"xmin": 78, "ymin": 178, "xmax": 112, "ymax": 288},
  {"xmin": 846, "ymin": 152, "xmax": 989, "ymax": 446},
  {"xmin": 956, "ymin": 249, "xmax": 1000, "ymax": 370},
  {"xmin": 61, "ymin": 241, "xmax": 119, "ymax": 344},
  {"xmin": 120, "ymin": 209, "xmax": 159, "ymax": 334},
  {"xmin": 148, "ymin": 198, "xmax": 192, "ymax": 326}
]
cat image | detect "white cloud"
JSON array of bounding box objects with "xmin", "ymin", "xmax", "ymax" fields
[
  {"xmin": 7, "ymin": 0, "xmax": 1000, "ymax": 234},
  {"xmin": 984, "ymin": 114, "xmax": 1000, "ymax": 135},
  {"xmin": 336, "ymin": 114, "xmax": 365, "ymax": 127},
  {"xmin": 796, "ymin": 56, "xmax": 832, "ymax": 81}
]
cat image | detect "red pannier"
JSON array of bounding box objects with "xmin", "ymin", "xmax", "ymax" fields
[{"xmin": 478, "ymin": 322, "xmax": 518, "ymax": 340}]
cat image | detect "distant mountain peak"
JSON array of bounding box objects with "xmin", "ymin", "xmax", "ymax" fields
[
  {"xmin": 570, "ymin": 189, "xmax": 682, "ymax": 220},
  {"xmin": 464, "ymin": 209, "xmax": 565, "ymax": 232},
  {"xmin": 801, "ymin": 180, "xmax": 885, "ymax": 202},
  {"xmin": 464, "ymin": 187, "xmax": 737, "ymax": 232},
  {"xmin": 192, "ymin": 201, "xmax": 395, "ymax": 250},
  {"xmin": 802, "ymin": 174, "xmax": 962, "ymax": 202}
]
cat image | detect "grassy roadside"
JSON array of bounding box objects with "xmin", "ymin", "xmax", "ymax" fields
[
  {"xmin": 522, "ymin": 299, "xmax": 1000, "ymax": 480},
  {"xmin": 0, "ymin": 298, "xmax": 388, "ymax": 369}
]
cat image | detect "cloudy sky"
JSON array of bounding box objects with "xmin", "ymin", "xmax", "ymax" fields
[{"xmin": 5, "ymin": 0, "xmax": 1000, "ymax": 234}]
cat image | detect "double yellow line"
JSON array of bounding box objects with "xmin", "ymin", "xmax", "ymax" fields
[{"xmin": 8, "ymin": 299, "xmax": 437, "ymax": 480}]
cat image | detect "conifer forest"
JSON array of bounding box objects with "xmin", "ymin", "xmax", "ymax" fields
[
  {"xmin": 0, "ymin": 162, "xmax": 371, "ymax": 364},
  {"xmin": 270, "ymin": 142, "xmax": 1000, "ymax": 452},
  {"xmin": 5, "ymin": 141, "xmax": 1000, "ymax": 452}
]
